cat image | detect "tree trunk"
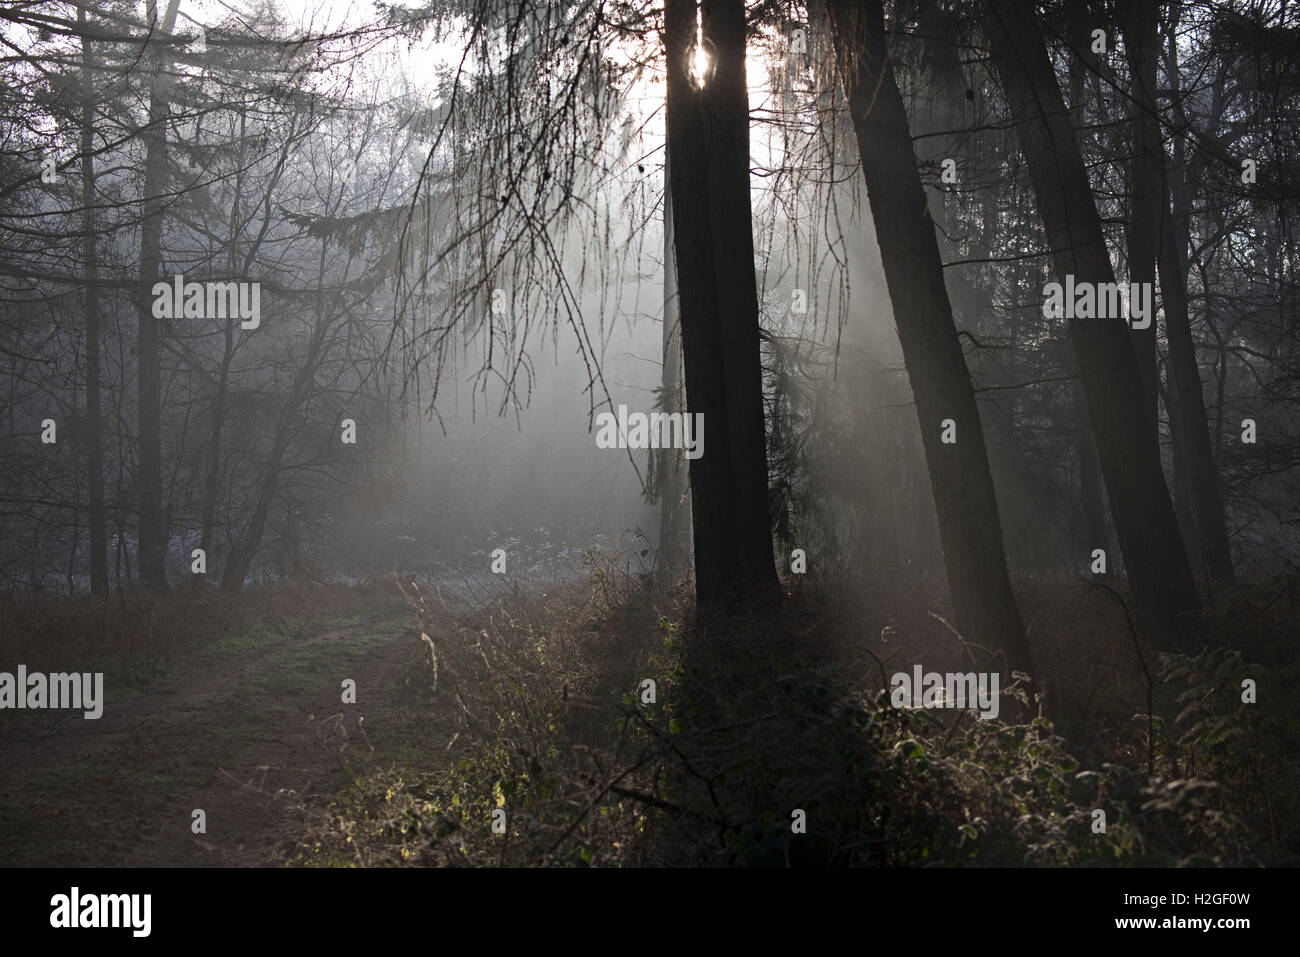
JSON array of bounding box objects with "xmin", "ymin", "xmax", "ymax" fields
[
  {"xmin": 80, "ymin": 7, "xmax": 108, "ymax": 596},
  {"xmin": 1159, "ymin": 180, "xmax": 1234, "ymax": 584},
  {"xmin": 136, "ymin": 0, "xmax": 182, "ymax": 590},
  {"xmin": 826, "ymin": 0, "xmax": 1032, "ymax": 677},
  {"xmin": 222, "ymin": 240, "xmax": 336, "ymax": 591},
  {"xmin": 1075, "ymin": 380, "xmax": 1110, "ymax": 571},
  {"xmin": 197, "ymin": 333, "xmax": 231, "ymax": 590},
  {"xmin": 220, "ymin": 431, "xmax": 292, "ymax": 591},
  {"xmin": 220, "ymin": 331, "xmax": 313, "ymax": 592},
  {"xmin": 657, "ymin": 157, "xmax": 691, "ymax": 586},
  {"xmin": 1067, "ymin": 10, "xmax": 1111, "ymax": 570},
  {"xmin": 983, "ymin": 0, "xmax": 1200, "ymax": 642},
  {"xmin": 1120, "ymin": 0, "xmax": 1162, "ymax": 448},
  {"xmin": 1161, "ymin": 350, "xmax": 1202, "ymax": 574},
  {"xmin": 664, "ymin": 0, "xmax": 780, "ymax": 625},
  {"xmin": 198, "ymin": 118, "xmax": 249, "ymax": 592}
]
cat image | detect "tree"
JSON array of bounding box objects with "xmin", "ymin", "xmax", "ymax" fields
[
  {"xmin": 1155, "ymin": 5, "xmax": 1234, "ymax": 585},
  {"xmin": 79, "ymin": 4, "xmax": 108, "ymax": 595},
  {"xmin": 654, "ymin": 156, "xmax": 691, "ymax": 587},
  {"xmin": 825, "ymin": 0, "xmax": 1033, "ymax": 678},
  {"xmin": 1065, "ymin": 10, "xmax": 1112, "ymax": 571},
  {"xmin": 136, "ymin": 0, "xmax": 182, "ymax": 589},
  {"xmin": 1120, "ymin": 0, "xmax": 1162, "ymax": 448},
  {"xmin": 982, "ymin": 0, "xmax": 1200, "ymax": 642},
  {"xmin": 664, "ymin": 0, "xmax": 781, "ymax": 625}
]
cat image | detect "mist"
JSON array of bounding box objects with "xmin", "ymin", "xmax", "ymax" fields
[{"xmin": 0, "ymin": 0, "xmax": 1296, "ymax": 894}]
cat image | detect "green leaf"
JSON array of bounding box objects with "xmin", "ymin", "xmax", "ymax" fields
[{"xmin": 894, "ymin": 739, "xmax": 924, "ymax": 759}]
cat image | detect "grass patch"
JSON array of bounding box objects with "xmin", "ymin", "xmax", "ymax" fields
[{"xmin": 208, "ymin": 620, "xmax": 302, "ymax": 656}]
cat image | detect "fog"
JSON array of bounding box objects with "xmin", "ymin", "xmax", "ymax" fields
[
  {"xmin": 2, "ymin": 0, "xmax": 1297, "ymax": 882},
  {"xmin": 2, "ymin": 0, "xmax": 1293, "ymax": 609}
]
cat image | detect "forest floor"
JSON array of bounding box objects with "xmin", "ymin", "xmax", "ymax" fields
[
  {"xmin": 2, "ymin": 572, "xmax": 1294, "ymax": 867},
  {"xmin": 0, "ymin": 589, "xmax": 440, "ymax": 867}
]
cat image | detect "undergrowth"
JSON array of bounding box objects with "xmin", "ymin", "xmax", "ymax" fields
[{"xmin": 287, "ymin": 560, "xmax": 1298, "ymax": 867}]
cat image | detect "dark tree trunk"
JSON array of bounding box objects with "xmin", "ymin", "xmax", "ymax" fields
[
  {"xmin": 220, "ymin": 431, "xmax": 292, "ymax": 591},
  {"xmin": 1161, "ymin": 350, "xmax": 1203, "ymax": 575},
  {"xmin": 1120, "ymin": 0, "xmax": 1162, "ymax": 448},
  {"xmin": 1066, "ymin": 10, "xmax": 1111, "ymax": 568},
  {"xmin": 826, "ymin": 0, "xmax": 1033, "ymax": 678},
  {"xmin": 983, "ymin": 0, "xmax": 1200, "ymax": 642},
  {"xmin": 1159, "ymin": 180, "xmax": 1234, "ymax": 584},
  {"xmin": 136, "ymin": 0, "xmax": 181, "ymax": 590},
  {"xmin": 198, "ymin": 117, "xmax": 249, "ymax": 592},
  {"xmin": 664, "ymin": 0, "xmax": 780, "ymax": 625},
  {"xmin": 80, "ymin": 8, "xmax": 108, "ymax": 596},
  {"xmin": 657, "ymin": 158, "xmax": 691, "ymax": 586},
  {"xmin": 1075, "ymin": 380, "xmax": 1110, "ymax": 570},
  {"xmin": 198, "ymin": 333, "xmax": 232, "ymax": 590}
]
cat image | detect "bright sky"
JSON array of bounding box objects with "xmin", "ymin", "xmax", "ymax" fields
[
  {"xmin": 168, "ymin": 0, "xmax": 803, "ymax": 241},
  {"xmin": 178, "ymin": 0, "xmax": 787, "ymax": 145}
]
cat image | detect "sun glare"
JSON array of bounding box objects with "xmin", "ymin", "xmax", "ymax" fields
[{"xmin": 688, "ymin": 8, "xmax": 712, "ymax": 89}]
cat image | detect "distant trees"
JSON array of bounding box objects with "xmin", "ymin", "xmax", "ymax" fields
[
  {"xmin": 0, "ymin": 0, "xmax": 1295, "ymax": 645},
  {"xmin": 0, "ymin": 1, "xmax": 423, "ymax": 591}
]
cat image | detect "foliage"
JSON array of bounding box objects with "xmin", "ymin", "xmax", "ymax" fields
[{"xmin": 289, "ymin": 568, "xmax": 1290, "ymax": 867}]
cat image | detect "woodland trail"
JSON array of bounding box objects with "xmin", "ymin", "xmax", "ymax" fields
[{"xmin": 0, "ymin": 602, "xmax": 430, "ymax": 867}]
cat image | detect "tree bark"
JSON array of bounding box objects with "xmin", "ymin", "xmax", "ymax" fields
[
  {"xmin": 826, "ymin": 0, "xmax": 1033, "ymax": 678},
  {"xmin": 80, "ymin": 7, "xmax": 108, "ymax": 596},
  {"xmin": 1155, "ymin": 10, "xmax": 1233, "ymax": 585},
  {"xmin": 1161, "ymin": 349, "xmax": 1202, "ymax": 574},
  {"xmin": 983, "ymin": 0, "xmax": 1199, "ymax": 641},
  {"xmin": 664, "ymin": 0, "xmax": 781, "ymax": 625},
  {"xmin": 136, "ymin": 0, "xmax": 182, "ymax": 590},
  {"xmin": 1120, "ymin": 0, "xmax": 1162, "ymax": 448},
  {"xmin": 1159, "ymin": 180, "xmax": 1234, "ymax": 583},
  {"xmin": 656, "ymin": 157, "xmax": 691, "ymax": 586},
  {"xmin": 1074, "ymin": 379, "xmax": 1110, "ymax": 570},
  {"xmin": 1066, "ymin": 10, "xmax": 1111, "ymax": 569}
]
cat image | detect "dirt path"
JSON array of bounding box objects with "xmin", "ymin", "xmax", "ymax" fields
[{"xmin": 0, "ymin": 605, "xmax": 428, "ymax": 866}]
